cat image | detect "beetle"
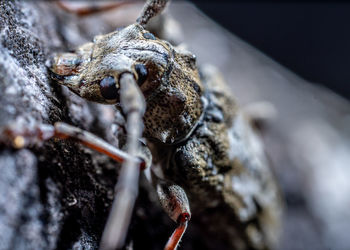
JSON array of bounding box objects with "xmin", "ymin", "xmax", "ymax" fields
[{"xmin": 1, "ymin": 0, "xmax": 282, "ymax": 249}]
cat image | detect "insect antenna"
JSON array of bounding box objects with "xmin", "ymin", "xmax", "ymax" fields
[
  {"xmin": 137, "ymin": 0, "xmax": 169, "ymax": 27},
  {"xmin": 99, "ymin": 73, "xmax": 146, "ymax": 250},
  {"xmin": 100, "ymin": 1, "xmax": 171, "ymax": 249}
]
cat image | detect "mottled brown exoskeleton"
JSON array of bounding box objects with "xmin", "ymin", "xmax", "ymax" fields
[{"xmin": 2, "ymin": 0, "xmax": 283, "ymax": 249}]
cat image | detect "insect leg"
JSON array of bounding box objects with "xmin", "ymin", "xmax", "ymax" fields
[
  {"xmin": 0, "ymin": 122, "xmax": 147, "ymax": 169},
  {"xmin": 165, "ymin": 216, "xmax": 189, "ymax": 250},
  {"xmin": 99, "ymin": 73, "xmax": 145, "ymax": 250},
  {"xmin": 152, "ymin": 174, "xmax": 191, "ymax": 250},
  {"xmin": 56, "ymin": 1, "xmax": 135, "ymax": 17}
]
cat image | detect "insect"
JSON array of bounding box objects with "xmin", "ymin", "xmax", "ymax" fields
[{"xmin": 1, "ymin": 0, "xmax": 282, "ymax": 249}]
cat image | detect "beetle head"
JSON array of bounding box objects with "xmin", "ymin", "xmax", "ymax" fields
[
  {"xmin": 49, "ymin": 25, "xmax": 169, "ymax": 104},
  {"xmin": 49, "ymin": 22, "xmax": 203, "ymax": 143}
]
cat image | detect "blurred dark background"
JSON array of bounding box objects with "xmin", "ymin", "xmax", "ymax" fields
[{"xmin": 190, "ymin": 2, "xmax": 350, "ymax": 100}]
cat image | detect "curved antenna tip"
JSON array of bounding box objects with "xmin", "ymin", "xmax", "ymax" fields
[{"xmin": 137, "ymin": 0, "xmax": 169, "ymax": 27}]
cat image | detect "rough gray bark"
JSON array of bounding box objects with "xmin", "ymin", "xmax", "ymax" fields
[{"xmin": 0, "ymin": 1, "xmax": 118, "ymax": 249}]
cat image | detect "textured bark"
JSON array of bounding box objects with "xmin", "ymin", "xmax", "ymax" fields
[{"xmin": 0, "ymin": 1, "xmax": 117, "ymax": 249}]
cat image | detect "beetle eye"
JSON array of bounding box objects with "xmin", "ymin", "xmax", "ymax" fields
[
  {"xmin": 99, "ymin": 76, "xmax": 118, "ymax": 100},
  {"xmin": 135, "ymin": 64, "xmax": 148, "ymax": 86}
]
